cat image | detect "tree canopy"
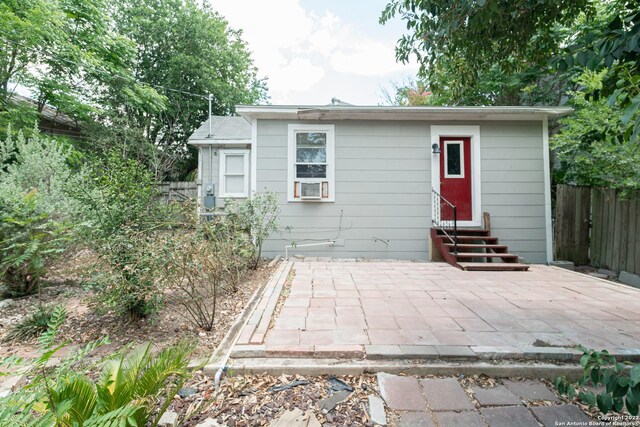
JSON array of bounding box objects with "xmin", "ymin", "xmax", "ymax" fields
[
  {"xmin": 0, "ymin": 0, "xmax": 267, "ymax": 179},
  {"xmin": 382, "ymin": 0, "xmax": 640, "ymax": 190}
]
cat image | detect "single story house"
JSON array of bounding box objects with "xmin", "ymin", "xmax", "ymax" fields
[{"xmin": 188, "ymin": 105, "xmax": 571, "ymax": 269}]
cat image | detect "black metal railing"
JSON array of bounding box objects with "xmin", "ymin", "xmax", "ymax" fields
[{"xmin": 432, "ymin": 189, "xmax": 458, "ymax": 254}]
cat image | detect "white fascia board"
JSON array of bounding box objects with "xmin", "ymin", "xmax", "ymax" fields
[
  {"xmin": 188, "ymin": 139, "xmax": 251, "ymax": 146},
  {"xmin": 236, "ymin": 105, "xmax": 573, "ymax": 121}
]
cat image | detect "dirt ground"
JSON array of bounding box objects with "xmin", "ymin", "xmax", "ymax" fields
[{"xmin": 0, "ymin": 249, "xmax": 276, "ymax": 360}]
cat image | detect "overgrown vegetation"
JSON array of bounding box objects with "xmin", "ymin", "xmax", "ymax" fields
[
  {"xmin": 1, "ymin": 304, "xmax": 54, "ymax": 342},
  {"xmin": 0, "ymin": 131, "xmax": 78, "ymax": 297},
  {"xmin": 1, "ymin": 0, "xmax": 267, "ymax": 180},
  {"xmin": 225, "ymin": 192, "xmax": 280, "ymax": 270},
  {"xmin": 0, "ymin": 306, "xmax": 195, "ymax": 426},
  {"xmin": 69, "ymin": 150, "xmax": 172, "ymax": 320},
  {"xmin": 555, "ymin": 346, "xmax": 640, "ymax": 415}
]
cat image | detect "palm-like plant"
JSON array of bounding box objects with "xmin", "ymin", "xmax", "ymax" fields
[{"xmin": 0, "ymin": 306, "xmax": 195, "ymax": 427}]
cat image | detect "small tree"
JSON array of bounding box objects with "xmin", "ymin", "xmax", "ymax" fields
[
  {"xmin": 73, "ymin": 150, "xmax": 170, "ymax": 320},
  {"xmin": 225, "ymin": 192, "xmax": 280, "ymax": 269}
]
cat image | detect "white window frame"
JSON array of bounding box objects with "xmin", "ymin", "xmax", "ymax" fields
[
  {"xmin": 287, "ymin": 124, "xmax": 335, "ymax": 202},
  {"xmin": 443, "ymin": 140, "xmax": 465, "ymax": 178},
  {"xmin": 431, "ymin": 125, "xmax": 482, "ymax": 227},
  {"xmin": 219, "ymin": 149, "xmax": 249, "ymax": 198}
]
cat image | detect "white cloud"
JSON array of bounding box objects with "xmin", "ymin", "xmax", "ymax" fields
[{"xmin": 209, "ymin": 0, "xmax": 417, "ymax": 104}]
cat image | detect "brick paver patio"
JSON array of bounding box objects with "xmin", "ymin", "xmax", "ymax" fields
[
  {"xmin": 232, "ymin": 261, "xmax": 640, "ymax": 361},
  {"xmin": 377, "ymin": 373, "xmax": 593, "ymax": 426}
]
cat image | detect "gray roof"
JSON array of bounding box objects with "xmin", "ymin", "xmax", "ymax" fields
[{"xmin": 189, "ymin": 116, "xmax": 251, "ymax": 141}]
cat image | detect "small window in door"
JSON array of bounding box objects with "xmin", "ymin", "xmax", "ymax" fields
[{"xmin": 444, "ymin": 140, "xmax": 464, "ymax": 178}]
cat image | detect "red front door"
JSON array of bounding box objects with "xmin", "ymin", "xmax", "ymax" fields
[{"xmin": 439, "ymin": 137, "xmax": 472, "ymax": 221}]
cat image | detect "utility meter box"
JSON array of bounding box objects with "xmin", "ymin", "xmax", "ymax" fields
[{"xmin": 204, "ymin": 184, "xmax": 216, "ymax": 209}]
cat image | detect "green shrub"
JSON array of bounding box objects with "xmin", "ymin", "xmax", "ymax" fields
[
  {"xmin": 224, "ymin": 192, "xmax": 280, "ymax": 270},
  {"xmin": 0, "ymin": 306, "xmax": 195, "ymax": 426},
  {"xmin": 0, "ymin": 190, "xmax": 71, "ymax": 297},
  {"xmin": 0, "ymin": 130, "xmax": 80, "ymax": 297},
  {"xmin": 555, "ymin": 346, "xmax": 640, "ymax": 415},
  {"xmin": 2, "ymin": 305, "xmax": 54, "ymax": 342},
  {"xmin": 72, "ymin": 150, "xmax": 171, "ymax": 320}
]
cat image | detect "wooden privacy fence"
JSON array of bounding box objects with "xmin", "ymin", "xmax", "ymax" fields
[
  {"xmin": 591, "ymin": 188, "xmax": 640, "ymax": 274},
  {"xmin": 156, "ymin": 181, "xmax": 197, "ymax": 203},
  {"xmin": 555, "ymin": 184, "xmax": 640, "ymax": 274},
  {"xmin": 554, "ymin": 185, "xmax": 591, "ymax": 265}
]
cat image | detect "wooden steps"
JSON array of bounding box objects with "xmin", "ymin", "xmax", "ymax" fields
[
  {"xmin": 431, "ymin": 217, "xmax": 529, "ymax": 272},
  {"xmin": 458, "ymin": 262, "xmax": 530, "ymax": 271},
  {"xmin": 444, "ymin": 243, "xmax": 509, "ymax": 252}
]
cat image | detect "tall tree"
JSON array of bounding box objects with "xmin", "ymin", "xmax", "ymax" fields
[
  {"xmin": 380, "ymin": 0, "xmax": 591, "ymax": 105},
  {"xmin": 111, "ymin": 0, "xmax": 267, "ymax": 179}
]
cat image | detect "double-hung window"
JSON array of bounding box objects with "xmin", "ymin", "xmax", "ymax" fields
[
  {"xmin": 287, "ymin": 124, "xmax": 335, "ymax": 202},
  {"xmin": 219, "ymin": 150, "xmax": 249, "ymax": 198}
]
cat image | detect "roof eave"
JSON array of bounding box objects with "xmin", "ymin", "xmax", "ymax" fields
[{"xmin": 236, "ymin": 105, "xmax": 573, "ymax": 121}]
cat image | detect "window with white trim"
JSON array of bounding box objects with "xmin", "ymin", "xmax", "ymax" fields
[
  {"xmin": 287, "ymin": 124, "xmax": 335, "ymax": 202},
  {"xmin": 219, "ymin": 150, "xmax": 249, "ymax": 198}
]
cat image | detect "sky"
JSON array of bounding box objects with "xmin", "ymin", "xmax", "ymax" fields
[{"xmin": 209, "ymin": 0, "xmax": 418, "ymax": 106}]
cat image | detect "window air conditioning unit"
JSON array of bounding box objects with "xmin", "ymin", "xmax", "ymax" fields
[{"xmin": 300, "ymin": 182, "xmax": 322, "ymax": 200}]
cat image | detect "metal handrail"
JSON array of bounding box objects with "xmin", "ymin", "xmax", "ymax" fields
[{"xmin": 432, "ymin": 189, "xmax": 458, "ymax": 254}]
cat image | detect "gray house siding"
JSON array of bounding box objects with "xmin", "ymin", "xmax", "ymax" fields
[
  {"xmin": 257, "ymin": 119, "xmax": 431, "ymax": 260},
  {"xmin": 197, "ymin": 145, "xmax": 251, "ymax": 210},
  {"xmin": 479, "ymin": 123, "xmax": 547, "ymax": 263},
  {"xmin": 197, "ymin": 118, "xmax": 548, "ymax": 263}
]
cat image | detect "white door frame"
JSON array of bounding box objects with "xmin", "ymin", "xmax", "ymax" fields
[{"xmin": 431, "ymin": 125, "xmax": 482, "ymax": 227}]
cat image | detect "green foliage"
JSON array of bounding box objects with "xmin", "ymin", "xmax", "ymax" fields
[
  {"xmin": 556, "ymin": 1, "xmax": 640, "ymax": 140},
  {"xmin": 552, "ymin": 70, "xmax": 640, "ymax": 191},
  {"xmin": 0, "ymin": 306, "xmax": 194, "ymax": 426},
  {"xmin": 1, "ymin": 0, "xmax": 266, "ymax": 180},
  {"xmin": 0, "ymin": 190, "xmax": 71, "ymax": 297},
  {"xmin": 224, "ymin": 192, "xmax": 280, "ymax": 270},
  {"xmin": 102, "ymin": 0, "xmax": 268, "ymax": 179},
  {"xmin": 72, "ymin": 151, "xmax": 169, "ymax": 320},
  {"xmin": 555, "ymin": 346, "xmax": 640, "ymax": 415},
  {"xmin": 2, "ymin": 304, "xmax": 54, "ymax": 343},
  {"xmin": 380, "ymin": 0, "xmax": 590, "ymax": 105},
  {"xmin": 0, "ymin": 130, "xmax": 79, "ymax": 297}
]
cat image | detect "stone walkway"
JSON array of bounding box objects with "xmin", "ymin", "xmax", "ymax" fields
[
  {"xmin": 377, "ymin": 373, "xmax": 592, "ymax": 427},
  {"xmin": 231, "ymin": 261, "xmax": 640, "ymax": 362}
]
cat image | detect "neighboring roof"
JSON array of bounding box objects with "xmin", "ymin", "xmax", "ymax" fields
[
  {"xmin": 188, "ymin": 116, "xmax": 251, "ymax": 144},
  {"xmin": 11, "ymin": 93, "xmax": 78, "ymax": 129},
  {"xmin": 236, "ymin": 105, "xmax": 573, "ymax": 121}
]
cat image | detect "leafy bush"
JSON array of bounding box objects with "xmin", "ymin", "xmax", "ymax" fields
[
  {"xmin": 0, "ymin": 306, "xmax": 195, "ymax": 426},
  {"xmin": 0, "ymin": 130, "xmax": 79, "ymax": 297},
  {"xmin": 0, "ymin": 190, "xmax": 71, "ymax": 297},
  {"xmin": 1, "ymin": 305, "xmax": 54, "ymax": 342},
  {"xmin": 225, "ymin": 192, "xmax": 280, "ymax": 269},
  {"xmin": 555, "ymin": 346, "xmax": 640, "ymax": 415},
  {"xmin": 72, "ymin": 151, "xmax": 171, "ymax": 320}
]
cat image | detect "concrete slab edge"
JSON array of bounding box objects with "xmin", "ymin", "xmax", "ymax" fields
[
  {"xmin": 207, "ymin": 261, "xmax": 292, "ymax": 366},
  {"xmin": 220, "ymin": 357, "xmax": 585, "ymax": 381}
]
